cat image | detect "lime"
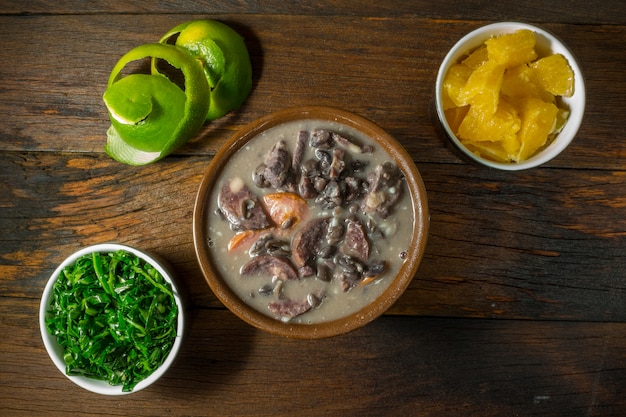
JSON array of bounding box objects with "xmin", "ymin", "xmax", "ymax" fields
[
  {"xmin": 102, "ymin": 20, "xmax": 252, "ymax": 165},
  {"xmin": 158, "ymin": 20, "xmax": 253, "ymax": 121},
  {"xmin": 103, "ymin": 43, "xmax": 210, "ymax": 166}
]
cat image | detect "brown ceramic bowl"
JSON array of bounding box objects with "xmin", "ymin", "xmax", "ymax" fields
[{"xmin": 193, "ymin": 106, "xmax": 428, "ymax": 338}]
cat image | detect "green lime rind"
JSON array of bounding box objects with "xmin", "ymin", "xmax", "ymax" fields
[
  {"xmin": 103, "ymin": 75, "xmax": 156, "ymax": 125},
  {"xmin": 104, "ymin": 74, "xmax": 186, "ymax": 152},
  {"xmin": 104, "ymin": 125, "xmax": 164, "ymax": 166},
  {"xmin": 158, "ymin": 20, "xmax": 253, "ymax": 122},
  {"xmin": 104, "ymin": 43, "xmax": 210, "ymax": 166}
]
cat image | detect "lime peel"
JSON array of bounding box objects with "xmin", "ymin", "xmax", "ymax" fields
[
  {"xmin": 158, "ymin": 20, "xmax": 253, "ymax": 121},
  {"xmin": 104, "ymin": 43, "xmax": 209, "ymax": 165},
  {"xmin": 103, "ymin": 20, "xmax": 253, "ymax": 166}
]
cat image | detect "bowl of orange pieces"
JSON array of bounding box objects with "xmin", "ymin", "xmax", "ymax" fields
[{"xmin": 435, "ymin": 22, "xmax": 585, "ymax": 170}]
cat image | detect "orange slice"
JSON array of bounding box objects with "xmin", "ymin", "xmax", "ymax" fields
[
  {"xmin": 515, "ymin": 97, "xmax": 559, "ymax": 161},
  {"xmin": 530, "ymin": 53, "xmax": 575, "ymax": 97},
  {"xmin": 485, "ymin": 29, "xmax": 537, "ymax": 68}
]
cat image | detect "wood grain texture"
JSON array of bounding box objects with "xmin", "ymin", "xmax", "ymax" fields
[
  {"xmin": 2, "ymin": 302, "xmax": 625, "ymax": 416},
  {"xmin": 1, "ymin": 15, "xmax": 625, "ymax": 170},
  {"xmin": 2, "ymin": 0, "xmax": 626, "ymax": 25},
  {"xmin": 0, "ymin": 152, "xmax": 216, "ymax": 307},
  {"xmin": 3, "ymin": 152, "xmax": 626, "ymax": 320},
  {"xmin": 2, "ymin": 1, "xmax": 626, "ymax": 415}
]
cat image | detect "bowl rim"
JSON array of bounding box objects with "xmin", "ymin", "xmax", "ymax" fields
[
  {"xmin": 435, "ymin": 21, "xmax": 586, "ymax": 170},
  {"xmin": 39, "ymin": 242, "xmax": 185, "ymax": 395},
  {"xmin": 193, "ymin": 105, "xmax": 429, "ymax": 338}
]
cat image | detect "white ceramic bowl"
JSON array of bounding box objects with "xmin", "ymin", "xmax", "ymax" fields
[
  {"xmin": 435, "ymin": 22, "xmax": 586, "ymax": 170},
  {"xmin": 39, "ymin": 243, "xmax": 185, "ymax": 395}
]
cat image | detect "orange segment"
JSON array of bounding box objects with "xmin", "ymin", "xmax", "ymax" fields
[
  {"xmin": 501, "ymin": 64, "xmax": 555, "ymax": 103},
  {"xmin": 458, "ymin": 98, "xmax": 521, "ymax": 157},
  {"xmin": 529, "ymin": 53, "xmax": 575, "ymax": 97},
  {"xmin": 515, "ymin": 97, "xmax": 559, "ymax": 161},
  {"xmin": 485, "ymin": 29, "xmax": 537, "ymax": 68},
  {"xmin": 462, "ymin": 45, "xmax": 488, "ymax": 69},
  {"xmin": 461, "ymin": 60, "xmax": 505, "ymax": 114},
  {"xmin": 443, "ymin": 64, "xmax": 473, "ymax": 107},
  {"xmin": 497, "ymin": 99, "xmax": 523, "ymax": 156}
]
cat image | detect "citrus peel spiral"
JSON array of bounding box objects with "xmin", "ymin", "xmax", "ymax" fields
[{"xmin": 103, "ymin": 20, "xmax": 252, "ymax": 166}]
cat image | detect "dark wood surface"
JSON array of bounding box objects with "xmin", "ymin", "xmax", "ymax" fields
[{"xmin": 2, "ymin": 1, "xmax": 626, "ymax": 416}]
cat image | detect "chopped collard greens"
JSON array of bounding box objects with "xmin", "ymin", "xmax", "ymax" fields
[{"xmin": 45, "ymin": 250, "xmax": 178, "ymax": 391}]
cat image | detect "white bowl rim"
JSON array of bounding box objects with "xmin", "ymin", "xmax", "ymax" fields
[
  {"xmin": 435, "ymin": 21, "xmax": 586, "ymax": 170},
  {"xmin": 39, "ymin": 243, "xmax": 185, "ymax": 395}
]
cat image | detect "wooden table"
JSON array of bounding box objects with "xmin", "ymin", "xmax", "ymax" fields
[{"xmin": 2, "ymin": 1, "xmax": 626, "ymax": 415}]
